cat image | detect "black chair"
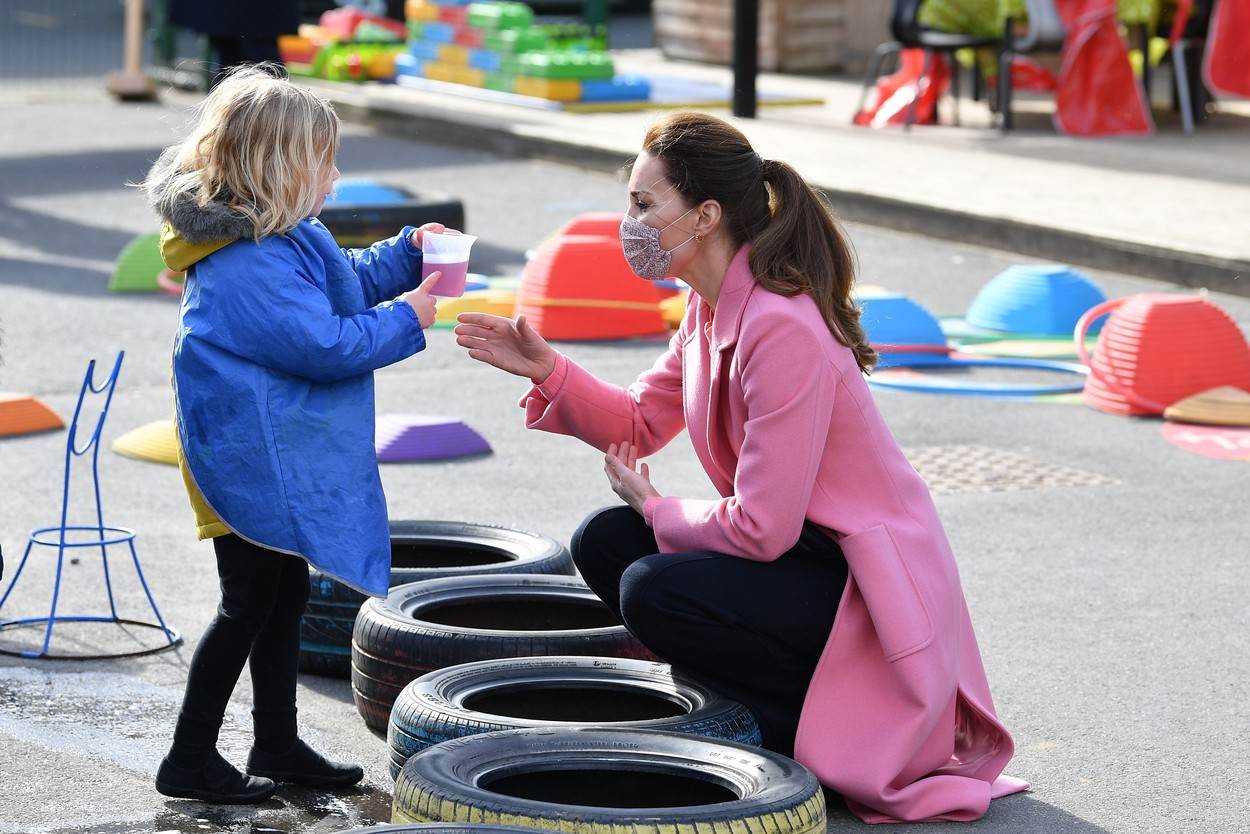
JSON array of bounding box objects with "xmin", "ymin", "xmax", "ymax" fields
[
  {"xmin": 856, "ymin": 0, "xmax": 1002, "ymax": 129},
  {"xmin": 996, "ymin": 0, "xmax": 1066, "ymax": 132},
  {"xmin": 1162, "ymin": 0, "xmax": 1212, "ymax": 133}
]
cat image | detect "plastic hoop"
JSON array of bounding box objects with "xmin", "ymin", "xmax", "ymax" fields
[{"xmin": 869, "ymin": 356, "xmax": 1088, "ymax": 397}]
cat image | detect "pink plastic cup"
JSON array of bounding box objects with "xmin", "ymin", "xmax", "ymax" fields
[{"xmin": 420, "ymin": 232, "xmax": 478, "ymax": 297}]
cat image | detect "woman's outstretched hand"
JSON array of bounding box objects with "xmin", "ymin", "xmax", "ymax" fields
[
  {"xmin": 455, "ymin": 313, "xmax": 557, "ymax": 382},
  {"xmin": 605, "ymin": 440, "xmax": 661, "ymax": 516}
]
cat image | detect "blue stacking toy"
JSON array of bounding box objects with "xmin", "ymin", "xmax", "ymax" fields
[
  {"xmin": 396, "ymin": 53, "xmax": 426, "ymax": 78},
  {"xmin": 408, "ymin": 41, "xmax": 442, "ymax": 62},
  {"xmin": 580, "ymin": 75, "xmax": 653, "ymax": 103},
  {"xmin": 857, "ymin": 292, "xmax": 951, "ymax": 368},
  {"xmin": 965, "ymin": 264, "xmax": 1106, "ymax": 336},
  {"xmin": 422, "ymin": 22, "xmax": 456, "ymax": 43},
  {"xmin": 469, "ymin": 49, "xmax": 503, "ymax": 72}
]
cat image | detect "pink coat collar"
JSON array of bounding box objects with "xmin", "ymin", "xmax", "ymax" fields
[{"xmin": 698, "ymin": 243, "xmax": 756, "ymax": 353}]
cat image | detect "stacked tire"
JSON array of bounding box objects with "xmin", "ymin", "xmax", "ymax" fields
[
  {"xmin": 300, "ymin": 521, "xmax": 573, "ymax": 677},
  {"xmin": 391, "ymin": 727, "xmax": 828, "ymax": 834},
  {"xmin": 386, "ymin": 656, "xmax": 763, "ymax": 778},
  {"xmin": 351, "ymin": 574, "xmax": 656, "ymax": 733}
]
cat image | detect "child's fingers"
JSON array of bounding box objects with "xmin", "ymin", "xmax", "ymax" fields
[
  {"xmin": 417, "ymin": 272, "xmax": 441, "ymax": 294},
  {"xmin": 641, "ymin": 462, "xmax": 650, "ymax": 481},
  {"xmin": 606, "ymin": 443, "xmax": 619, "ymax": 460},
  {"xmin": 466, "ymin": 348, "xmax": 494, "ymax": 363}
]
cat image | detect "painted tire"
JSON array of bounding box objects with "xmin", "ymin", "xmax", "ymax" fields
[
  {"xmin": 300, "ymin": 521, "xmax": 573, "ymax": 678},
  {"xmin": 386, "ymin": 656, "xmax": 762, "ymax": 779},
  {"xmin": 351, "ymin": 575, "xmax": 655, "ymax": 734},
  {"xmin": 345, "ymin": 827, "xmax": 536, "ymax": 834},
  {"xmin": 392, "ymin": 727, "xmax": 826, "ymax": 834}
]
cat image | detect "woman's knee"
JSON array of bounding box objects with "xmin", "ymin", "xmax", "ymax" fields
[
  {"xmin": 618, "ymin": 554, "xmax": 701, "ymax": 643},
  {"xmin": 570, "ymin": 505, "xmax": 636, "ymax": 573}
]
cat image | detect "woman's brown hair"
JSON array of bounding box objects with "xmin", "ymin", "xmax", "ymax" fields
[{"xmin": 642, "ymin": 112, "xmax": 876, "ymax": 373}]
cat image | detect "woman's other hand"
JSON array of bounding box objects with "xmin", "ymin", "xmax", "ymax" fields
[
  {"xmin": 398, "ymin": 272, "xmax": 440, "ymax": 329},
  {"xmin": 455, "ymin": 313, "xmax": 557, "ymax": 382},
  {"xmin": 605, "ymin": 440, "xmax": 661, "ymax": 516}
]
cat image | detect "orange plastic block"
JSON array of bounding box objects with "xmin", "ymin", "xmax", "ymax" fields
[
  {"xmin": 0, "ymin": 393, "xmax": 64, "ymax": 437},
  {"xmin": 406, "ymin": 0, "xmax": 439, "ymax": 22},
  {"xmin": 515, "ymin": 77, "xmax": 582, "ymax": 102},
  {"xmin": 516, "ymin": 235, "xmax": 667, "ymax": 341},
  {"xmin": 438, "ymin": 44, "xmax": 470, "ymax": 66}
]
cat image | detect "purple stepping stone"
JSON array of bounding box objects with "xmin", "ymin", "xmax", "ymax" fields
[{"xmin": 376, "ymin": 414, "xmax": 492, "ymax": 463}]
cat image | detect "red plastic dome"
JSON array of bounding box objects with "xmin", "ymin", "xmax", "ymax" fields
[
  {"xmin": 557, "ymin": 212, "xmax": 625, "ymax": 239},
  {"xmin": 1078, "ymin": 294, "xmax": 1250, "ymax": 417},
  {"xmin": 517, "ymin": 235, "xmax": 668, "ymax": 341}
]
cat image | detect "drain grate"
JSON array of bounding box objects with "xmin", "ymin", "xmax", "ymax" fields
[{"xmin": 902, "ymin": 445, "xmax": 1118, "ymax": 495}]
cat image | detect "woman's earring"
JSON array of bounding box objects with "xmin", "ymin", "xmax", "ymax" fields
[{"xmin": 694, "ymin": 233, "xmax": 704, "ymax": 242}]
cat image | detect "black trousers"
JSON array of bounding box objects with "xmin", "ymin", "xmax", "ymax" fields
[
  {"xmin": 169, "ymin": 534, "xmax": 310, "ymax": 766},
  {"xmin": 572, "ymin": 506, "xmax": 848, "ymax": 758}
]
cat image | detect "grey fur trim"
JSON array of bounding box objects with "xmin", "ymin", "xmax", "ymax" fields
[{"xmin": 146, "ymin": 146, "xmax": 255, "ymax": 243}]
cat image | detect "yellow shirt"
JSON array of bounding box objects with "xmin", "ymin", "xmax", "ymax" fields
[
  {"xmin": 162, "ymin": 223, "xmax": 237, "ymax": 540},
  {"xmin": 175, "ymin": 418, "xmax": 231, "ymax": 540}
]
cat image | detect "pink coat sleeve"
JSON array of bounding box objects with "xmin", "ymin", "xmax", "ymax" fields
[
  {"xmin": 643, "ymin": 312, "xmax": 839, "ymax": 561},
  {"xmin": 517, "ymin": 325, "xmax": 687, "ymax": 456}
]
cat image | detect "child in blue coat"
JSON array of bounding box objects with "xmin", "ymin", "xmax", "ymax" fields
[{"xmin": 143, "ymin": 66, "xmax": 448, "ymax": 804}]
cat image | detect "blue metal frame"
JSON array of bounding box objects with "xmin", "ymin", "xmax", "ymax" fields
[{"xmin": 0, "ymin": 352, "xmax": 182, "ymax": 659}]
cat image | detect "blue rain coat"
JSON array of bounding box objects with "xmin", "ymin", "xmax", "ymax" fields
[{"xmin": 173, "ymin": 219, "xmax": 424, "ymax": 597}]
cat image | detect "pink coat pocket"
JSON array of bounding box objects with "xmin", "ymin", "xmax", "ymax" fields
[{"xmin": 839, "ymin": 524, "xmax": 934, "ymax": 662}]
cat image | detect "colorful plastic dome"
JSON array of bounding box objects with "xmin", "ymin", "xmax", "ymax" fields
[
  {"xmin": 516, "ymin": 235, "xmax": 667, "ymax": 341},
  {"xmin": 1078, "ymin": 294, "xmax": 1250, "ymax": 416},
  {"xmin": 857, "ymin": 292, "xmax": 951, "ymax": 368},
  {"xmin": 966, "ymin": 264, "xmax": 1106, "ymax": 336}
]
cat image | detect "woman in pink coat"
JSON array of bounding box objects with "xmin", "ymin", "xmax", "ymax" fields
[{"xmin": 454, "ymin": 112, "xmax": 1026, "ymax": 823}]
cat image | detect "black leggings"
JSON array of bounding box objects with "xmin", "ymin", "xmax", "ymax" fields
[
  {"xmin": 169, "ymin": 534, "xmax": 310, "ymax": 765},
  {"xmin": 571, "ymin": 506, "xmax": 848, "ymax": 757}
]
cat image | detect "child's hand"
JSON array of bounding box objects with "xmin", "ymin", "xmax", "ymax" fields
[
  {"xmin": 411, "ymin": 223, "xmax": 462, "ymax": 250},
  {"xmin": 399, "ymin": 273, "xmax": 440, "ymax": 329}
]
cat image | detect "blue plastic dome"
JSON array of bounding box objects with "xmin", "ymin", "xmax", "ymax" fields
[
  {"xmin": 326, "ymin": 180, "xmax": 410, "ymax": 207},
  {"xmin": 966, "ymin": 265, "xmax": 1106, "ymax": 336},
  {"xmin": 857, "ymin": 292, "xmax": 950, "ymax": 369}
]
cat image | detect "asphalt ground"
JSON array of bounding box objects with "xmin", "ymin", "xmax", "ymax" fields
[{"xmin": 1, "ymin": 94, "xmax": 1248, "ymax": 834}]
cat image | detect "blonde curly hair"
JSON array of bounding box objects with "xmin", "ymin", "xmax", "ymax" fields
[{"xmin": 145, "ymin": 65, "xmax": 340, "ymax": 241}]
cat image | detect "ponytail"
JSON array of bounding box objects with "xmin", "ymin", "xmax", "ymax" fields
[
  {"xmin": 752, "ymin": 159, "xmax": 877, "ymax": 374},
  {"xmin": 642, "ymin": 112, "xmax": 876, "ymax": 374}
]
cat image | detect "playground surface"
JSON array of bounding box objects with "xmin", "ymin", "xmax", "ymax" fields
[{"xmin": 1, "ymin": 91, "xmax": 1249, "ymax": 834}]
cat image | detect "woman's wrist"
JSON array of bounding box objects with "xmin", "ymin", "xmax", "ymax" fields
[{"xmin": 530, "ymin": 353, "xmax": 558, "ymax": 385}]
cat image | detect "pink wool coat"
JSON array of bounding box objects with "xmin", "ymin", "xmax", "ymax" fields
[{"xmin": 519, "ymin": 245, "xmax": 1028, "ymax": 823}]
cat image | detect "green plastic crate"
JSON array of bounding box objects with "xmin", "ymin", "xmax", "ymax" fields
[
  {"xmin": 485, "ymin": 28, "xmax": 549, "ymax": 53},
  {"xmin": 518, "ymin": 51, "xmax": 614, "ymax": 81},
  {"xmin": 485, "ymin": 72, "xmax": 516, "ymax": 93},
  {"xmin": 467, "ymin": 2, "xmax": 533, "ymax": 31}
]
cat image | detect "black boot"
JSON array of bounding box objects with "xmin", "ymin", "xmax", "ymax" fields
[
  {"xmin": 155, "ymin": 750, "xmax": 276, "ymax": 804},
  {"xmin": 246, "ymin": 738, "xmax": 364, "ymax": 788}
]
